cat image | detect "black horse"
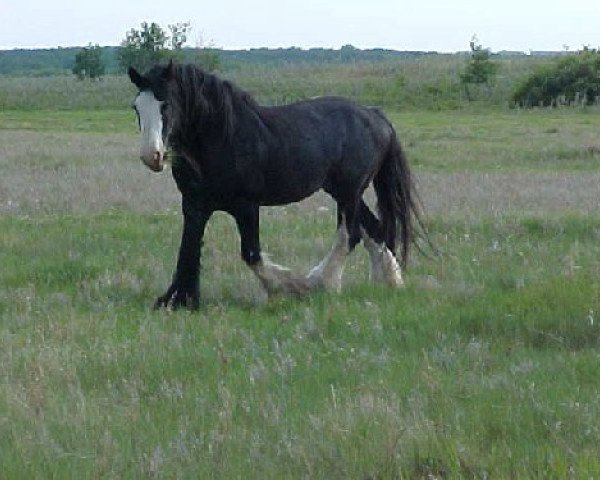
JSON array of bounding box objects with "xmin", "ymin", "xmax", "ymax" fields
[{"xmin": 128, "ymin": 61, "xmax": 423, "ymax": 309}]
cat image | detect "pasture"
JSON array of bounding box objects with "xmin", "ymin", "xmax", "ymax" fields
[{"xmin": 1, "ymin": 99, "xmax": 599, "ymax": 477}]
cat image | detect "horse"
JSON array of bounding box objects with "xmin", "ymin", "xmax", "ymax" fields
[{"xmin": 128, "ymin": 60, "xmax": 424, "ymax": 310}]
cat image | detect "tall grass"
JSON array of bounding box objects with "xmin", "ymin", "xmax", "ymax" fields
[
  {"xmin": 0, "ymin": 75, "xmax": 132, "ymax": 110},
  {"xmin": 0, "ymin": 55, "xmax": 548, "ymax": 111},
  {"xmin": 233, "ymin": 55, "xmax": 547, "ymax": 109}
]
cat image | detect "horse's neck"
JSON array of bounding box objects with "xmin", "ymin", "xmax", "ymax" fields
[{"xmin": 229, "ymin": 102, "xmax": 271, "ymax": 145}]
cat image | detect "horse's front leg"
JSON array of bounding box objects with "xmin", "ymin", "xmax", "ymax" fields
[
  {"xmin": 155, "ymin": 198, "xmax": 212, "ymax": 310},
  {"xmin": 230, "ymin": 201, "xmax": 310, "ymax": 296}
]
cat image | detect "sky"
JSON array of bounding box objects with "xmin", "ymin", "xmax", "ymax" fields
[{"xmin": 1, "ymin": 0, "xmax": 598, "ymax": 52}]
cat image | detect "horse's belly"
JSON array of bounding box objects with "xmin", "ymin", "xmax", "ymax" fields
[
  {"xmin": 259, "ymin": 184, "xmax": 321, "ymax": 206},
  {"xmin": 259, "ymin": 171, "xmax": 325, "ymax": 206}
]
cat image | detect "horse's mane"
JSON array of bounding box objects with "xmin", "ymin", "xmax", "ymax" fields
[{"xmin": 155, "ymin": 64, "xmax": 258, "ymax": 147}]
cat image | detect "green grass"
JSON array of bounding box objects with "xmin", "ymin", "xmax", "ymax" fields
[
  {"xmin": 2, "ymin": 108, "xmax": 599, "ymax": 172},
  {"xmin": 392, "ymin": 109, "xmax": 600, "ymax": 172},
  {"xmin": 1, "ymin": 212, "xmax": 599, "ymax": 478},
  {"xmin": 0, "ymin": 109, "xmax": 136, "ymax": 134},
  {"xmin": 1, "ymin": 104, "xmax": 600, "ymax": 478}
]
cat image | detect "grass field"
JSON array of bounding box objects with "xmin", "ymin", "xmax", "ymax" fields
[
  {"xmin": 0, "ymin": 54, "xmax": 549, "ymax": 112},
  {"xmin": 1, "ymin": 104, "xmax": 599, "ymax": 478}
]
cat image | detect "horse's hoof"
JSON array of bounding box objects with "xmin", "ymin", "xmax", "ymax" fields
[{"xmin": 154, "ymin": 288, "xmax": 199, "ymax": 311}]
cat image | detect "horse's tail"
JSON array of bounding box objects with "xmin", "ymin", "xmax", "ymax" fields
[{"xmin": 373, "ymin": 128, "xmax": 428, "ymax": 268}]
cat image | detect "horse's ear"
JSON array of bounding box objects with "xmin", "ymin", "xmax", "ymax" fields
[
  {"xmin": 164, "ymin": 59, "xmax": 176, "ymax": 82},
  {"xmin": 128, "ymin": 67, "xmax": 144, "ymax": 89}
]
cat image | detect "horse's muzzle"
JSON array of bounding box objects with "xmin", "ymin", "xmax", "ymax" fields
[{"xmin": 141, "ymin": 151, "xmax": 165, "ymax": 172}]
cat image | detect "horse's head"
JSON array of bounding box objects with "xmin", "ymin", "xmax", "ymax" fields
[{"xmin": 128, "ymin": 61, "xmax": 175, "ymax": 172}]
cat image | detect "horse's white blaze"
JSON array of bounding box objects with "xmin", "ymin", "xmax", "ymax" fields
[
  {"xmin": 134, "ymin": 91, "xmax": 165, "ymax": 172},
  {"xmin": 361, "ymin": 229, "xmax": 404, "ymax": 287}
]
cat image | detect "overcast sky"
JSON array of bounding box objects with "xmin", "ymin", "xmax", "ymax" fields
[{"xmin": 1, "ymin": 0, "xmax": 598, "ymax": 52}]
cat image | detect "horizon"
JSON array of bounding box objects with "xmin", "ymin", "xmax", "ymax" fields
[{"xmin": 0, "ymin": 44, "xmax": 581, "ymax": 55}]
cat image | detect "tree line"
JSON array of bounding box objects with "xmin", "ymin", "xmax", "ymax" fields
[
  {"xmin": 0, "ymin": 20, "xmax": 456, "ymax": 78},
  {"xmin": 71, "ymin": 22, "xmax": 444, "ymax": 79}
]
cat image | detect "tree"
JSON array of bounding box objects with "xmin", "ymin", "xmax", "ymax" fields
[
  {"xmin": 117, "ymin": 21, "xmax": 189, "ymax": 72},
  {"xmin": 459, "ymin": 35, "xmax": 499, "ymax": 100},
  {"xmin": 72, "ymin": 44, "xmax": 105, "ymax": 80},
  {"xmin": 340, "ymin": 44, "xmax": 358, "ymax": 63},
  {"xmin": 168, "ymin": 22, "xmax": 191, "ymax": 50}
]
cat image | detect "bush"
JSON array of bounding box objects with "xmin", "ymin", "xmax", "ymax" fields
[{"xmin": 512, "ymin": 49, "xmax": 600, "ymax": 107}]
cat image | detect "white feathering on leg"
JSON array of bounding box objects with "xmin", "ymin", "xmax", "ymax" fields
[
  {"xmin": 307, "ymin": 220, "xmax": 349, "ymax": 293},
  {"xmin": 250, "ymin": 256, "xmax": 310, "ymax": 296},
  {"xmin": 361, "ymin": 229, "xmax": 404, "ymax": 287}
]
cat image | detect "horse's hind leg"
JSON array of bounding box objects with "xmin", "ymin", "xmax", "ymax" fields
[
  {"xmin": 306, "ymin": 211, "xmax": 350, "ymax": 292},
  {"xmin": 307, "ymin": 178, "xmax": 374, "ymax": 292},
  {"xmin": 358, "ymin": 199, "xmax": 404, "ymax": 287}
]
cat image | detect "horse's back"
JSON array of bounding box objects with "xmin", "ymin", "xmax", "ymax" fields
[
  {"xmin": 254, "ymin": 97, "xmax": 394, "ymax": 205},
  {"xmin": 259, "ymin": 96, "xmax": 393, "ymax": 152}
]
